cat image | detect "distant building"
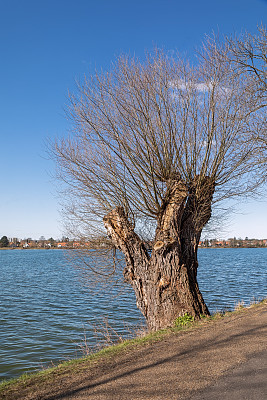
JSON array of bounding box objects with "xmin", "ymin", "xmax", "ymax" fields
[{"xmin": 57, "ymin": 242, "xmax": 68, "ymax": 248}]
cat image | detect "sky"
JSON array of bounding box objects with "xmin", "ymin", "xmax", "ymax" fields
[{"xmin": 0, "ymin": 0, "xmax": 266, "ymax": 240}]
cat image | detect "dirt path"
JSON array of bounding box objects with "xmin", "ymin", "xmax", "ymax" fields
[
  {"xmin": 190, "ymin": 349, "xmax": 267, "ymax": 399},
  {"xmin": 2, "ymin": 303, "xmax": 267, "ymax": 400}
]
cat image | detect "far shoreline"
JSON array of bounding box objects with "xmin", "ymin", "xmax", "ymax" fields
[{"xmin": 1, "ymin": 246, "xmax": 267, "ymax": 251}]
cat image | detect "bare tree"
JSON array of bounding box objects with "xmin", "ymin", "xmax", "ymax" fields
[
  {"xmin": 202, "ymin": 26, "xmax": 267, "ymax": 163},
  {"xmin": 226, "ymin": 25, "xmax": 266, "ymax": 93},
  {"xmin": 52, "ymin": 49, "xmax": 265, "ymax": 330},
  {"xmin": 225, "ymin": 26, "xmax": 267, "ymax": 149}
]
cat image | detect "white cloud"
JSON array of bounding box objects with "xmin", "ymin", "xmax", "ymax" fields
[{"xmin": 170, "ymin": 79, "xmax": 231, "ymax": 94}]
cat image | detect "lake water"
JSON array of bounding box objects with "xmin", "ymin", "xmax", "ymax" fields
[{"xmin": 0, "ymin": 248, "xmax": 266, "ymax": 381}]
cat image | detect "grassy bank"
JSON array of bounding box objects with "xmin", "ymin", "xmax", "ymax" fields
[{"xmin": 0, "ymin": 298, "xmax": 266, "ymax": 399}]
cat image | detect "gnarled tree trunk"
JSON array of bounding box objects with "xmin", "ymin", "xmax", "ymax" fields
[{"xmin": 104, "ymin": 177, "xmax": 215, "ymax": 331}]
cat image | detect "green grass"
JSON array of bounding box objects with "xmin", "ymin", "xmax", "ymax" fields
[
  {"xmin": 173, "ymin": 313, "xmax": 195, "ymax": 327},
  {"xmin": 0, "ymin": 298, "xmax": 266, "ymax": 397}
]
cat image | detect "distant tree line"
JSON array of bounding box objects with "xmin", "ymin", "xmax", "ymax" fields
[
  {"xmin": 200, "ymin": 237, "xmax": 267, "ymax": 248},
  {"xmin": 0, "ymin": 236, "xmax": 9, "ymax": 247},
  {"xmin": 1, "ymin": 235, "xmax": 266, "ymax": 249}
]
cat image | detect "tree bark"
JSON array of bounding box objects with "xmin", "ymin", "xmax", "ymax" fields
[{"xmin": 103, "ymin": 177, "xmax": 215, "ymax": 331}]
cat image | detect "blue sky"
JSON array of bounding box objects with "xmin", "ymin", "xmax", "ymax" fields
[{"xmin": 0, "ymin": 0, "xmax": 266, "ymax": 240}]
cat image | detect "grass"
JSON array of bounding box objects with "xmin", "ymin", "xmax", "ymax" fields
[
  {"xmin": 0, "ymin": 298, "xmax": 266, "ymax": 398},
  {"xmin": 174, "ymin": 313, "xmax": 195, "ymax": 327}
]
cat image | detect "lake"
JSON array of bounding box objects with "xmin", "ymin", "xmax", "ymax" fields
[{"xmin": 0, "ymin": 248, "xmax": 266, "ymax": 381}]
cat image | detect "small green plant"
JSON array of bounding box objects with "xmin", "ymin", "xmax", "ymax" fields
[
  {"xmin": 173, "ymin": 313, "xmax": 194, "ymax": 328},
  {"xmin": 235, "ymin": 300, "xmax": 245, "ymax": 311}
]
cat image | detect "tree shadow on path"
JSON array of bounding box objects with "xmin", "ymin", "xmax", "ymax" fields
[{"xmin": 44, "ymin": 323, "xmax": 266, "ymax": 400}]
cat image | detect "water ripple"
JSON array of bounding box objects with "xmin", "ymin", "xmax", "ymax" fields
[{"xmin": 0, "ymin": 248, "xmax": 266, "ymax": 381}]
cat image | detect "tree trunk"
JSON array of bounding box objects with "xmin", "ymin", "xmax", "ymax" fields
[{"xmin": 103, "ymin": 177, "xmax": 215, "ymax": 331}]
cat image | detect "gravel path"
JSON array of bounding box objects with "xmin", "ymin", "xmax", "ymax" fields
[
  {"xmin": 2, "ymin": 302, "xmax": 267, "ymax": 400},
  {"xmin": 190, "ymin": 350, "xmax": 267, "ymax": 400}
]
